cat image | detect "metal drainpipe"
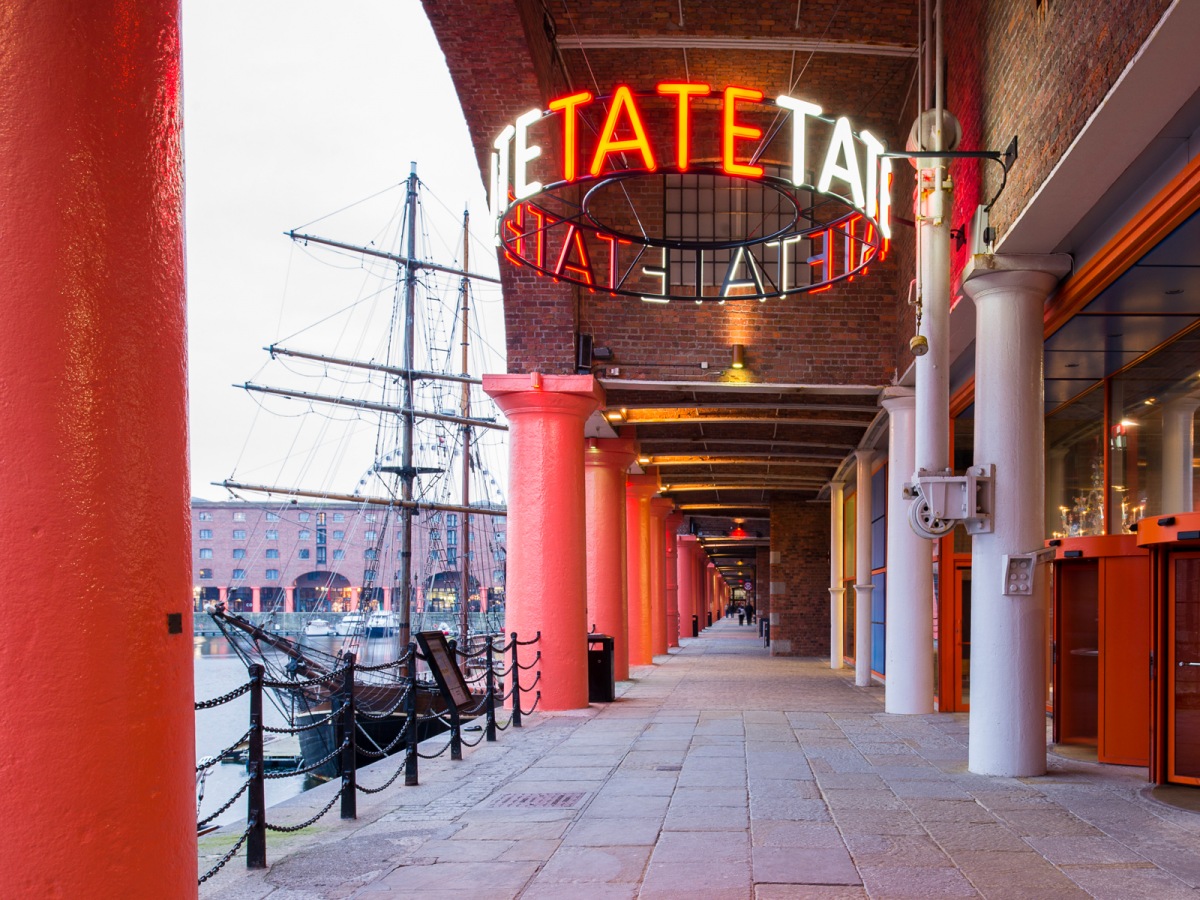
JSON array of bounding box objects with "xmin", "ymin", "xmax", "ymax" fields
[{"xmin": 914, "ymin": 0, "xmax": 951, "ymax": 481}]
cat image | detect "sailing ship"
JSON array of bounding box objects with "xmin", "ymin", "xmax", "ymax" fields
[{"xmin": 206, "ymin": 163, "xmax": 508, "ymax": 777}]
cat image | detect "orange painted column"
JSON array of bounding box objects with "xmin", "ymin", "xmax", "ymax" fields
[
  {"xmin": 484, "ymin": 374, "xmax": 603, "ymax": 710},
  {"xmin": 664, "ymin": 511, "xmax": 684, "ymax": 647},
  {"xmin": 584, "ymin": 438, "xmax": 636, "ymax": 681},
  {"xmin": 0, "ymin": 3, "xmax": 194, "ymax": 895},
  {"xmin": 677, "ymin": 534, "xmax": 698, "ymax": 637},
  {"xmin": 626, "ymin": 475, "xmax": 658, "ymax": 666},
  {"xmin": 649, "ymin": 498, "xmax": 672, "ymax": 656}
]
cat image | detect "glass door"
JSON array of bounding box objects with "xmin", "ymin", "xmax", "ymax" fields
[
  {"xmin": 955, "ymin": 564, "xmax": 973, "ymax": 709},
  {"xmin": 1169, "ymin": 554, "xmax": 1200, "ymax": 784}
]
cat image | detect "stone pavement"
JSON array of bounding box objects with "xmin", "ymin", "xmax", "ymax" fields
[{"xmin": 200, "ymin": 618, "xmax": 1200, "ymax": 899}]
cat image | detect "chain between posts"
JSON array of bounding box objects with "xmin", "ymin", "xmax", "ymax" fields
[{"xmin": 195, "ymin": 631, "xmax": 539, "ymax": 883}]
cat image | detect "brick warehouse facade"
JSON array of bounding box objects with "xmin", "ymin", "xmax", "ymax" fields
[
  {"xmin": 191, "ymin": 499, "xmax": 506, "ymax": 615},
  {"xmin": 417, "ymin": 0, "xmax": 1200, "ymax": 784}
]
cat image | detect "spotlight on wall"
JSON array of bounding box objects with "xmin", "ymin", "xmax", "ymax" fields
[{"xmin": 731, "ymin": 343, "xmax": 746, "ymax": 369}]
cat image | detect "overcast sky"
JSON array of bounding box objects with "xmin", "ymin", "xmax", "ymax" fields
[{"xmin": 182, "ymin": 0, "xmax": 503, "ymax": 500}]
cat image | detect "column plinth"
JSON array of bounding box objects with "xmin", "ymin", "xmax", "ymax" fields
[
  {"xmin": 0, "ymin": 4, "xmax": 194, "ymax": 893},
  {"xmin": 625, "ymin": 474, "xmax": 659, "ymax": 666},
  {"xmin": 961, "ymin": 254, "xmax": 1070, "ymax": 776},
  {"xmin": 484, "ymin": 373, "xmax": 604, "ymax": 710},
  {"xmin": 584, "ymin": 438, "xmax": 636, "ymax": 680},
  {"xmin": 854, "ymin": 450, "xmax": 875, "ymax": 687},
  {"xmin": 882, "ymin": 388, "xmax": 934, "ymax": 713},
  {"xmin": 649, "ymin": 497, "xmax": 673, "ymax": 656}
]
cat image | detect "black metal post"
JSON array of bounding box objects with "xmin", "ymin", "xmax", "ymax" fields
[
  {"xmin": 484, "ymin": 638, "xmax": 497, "ymax": 742},
  {"xmin": 338, "ymin": 653, "xmax": 357, "ymax": 819},
  {"xmin": 448, "ymin": 639, "xmax": 463, "ymax": 760},
  {"xmin": 246, "ymin": 664, "xmax": 267, "ymax": 869},
  {"xmin": 404, "ymin": 642, "xmax": 419, "ymax": 786},
  {"xmin": 510, "ymin": 632, "xmax": 522, "ymax": 728}
]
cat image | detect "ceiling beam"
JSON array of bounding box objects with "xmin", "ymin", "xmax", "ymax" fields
[
  {"xmin": 652, "ymin": 460, "xmax": 840, "ymax": 468},
  {"xmin": 624, "ymin": 410, "xmax": 874, "ymax": 427},
  {"xmin": 557, "ymin": 35, "xmax": 916, "ymax": 58},
  {"xmin": 649, "ymin": 455, "xmax": 844, "ymax": 466},
  {"xmin": 599, "ymin": 379, "xmax": 884, "ymax": 396}
]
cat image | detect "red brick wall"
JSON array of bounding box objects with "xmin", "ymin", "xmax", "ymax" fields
[
  {"xmin": 769, "ymin": 498, "xmax": 830, "ymax": 656},
  {"xmin": 944, "ymin": 0, "xmax": 1172, "ymax": 282},
  {"xmin": 422, "ymin": 0, "xmax": 919, "ymax": 378},
  {"xmin": 755, "ymin": 545, "xmax": 772, "ymax": 619}
]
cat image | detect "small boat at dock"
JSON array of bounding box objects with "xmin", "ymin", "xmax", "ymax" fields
[{"xmin": 304, "ymin": 618, "xmax": 333, "ymax": 637}]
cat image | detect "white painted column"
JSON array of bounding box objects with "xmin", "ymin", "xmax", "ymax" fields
[
  {"xmin": 1162, "ymin": 397, "xmax": 1199, "ymax": 514},
  {"xmin": 829, "ymin": 480, "xmax": 845, "ymax": 669},
  {"xmin": 961, "ymin": 254, "xmax": 1070, "ymax": 777},
  {"xmin": 854, "ymin": 449, "xmax": 874, "ymax": 687},
  {"xmin": 881, "ymin": 388, "xmax": 934, "ymax": 713}
]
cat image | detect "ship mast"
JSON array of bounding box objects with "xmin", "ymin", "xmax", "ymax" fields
[
  {"xmin": 397, "ymin": 162, "xmax": 419, "ymax": 651},
  {"xmin": 458, "ymin": 208, "xmax": 472, "ymax": 648}
]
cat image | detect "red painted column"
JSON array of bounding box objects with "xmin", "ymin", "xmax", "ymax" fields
[
  {"xmin": 0, "ymin": 3, "xmax": 194, "ymax": 895},
  {"xmin": 708, "ymin": 562, "xmax": 720, "ymax": 620},
  {"xmin": 484, "ymin": 374, "xmax": 603, "ymax": 710},
  {"xmin": 252, "ymin": 586, "xmax": 262, "ymax": 614},
  {"xmin": 285, "ymin": 586, "xmax": 296, "ymax": 613},
  {"xmin": 664, "ymin": 511, "xmax": 683, "ymax": 648},
  {"xmin": 625, "ymin": 475, "xmax": 658, "ymax": 666},
  {"xmin": 649, "ymin": 498, "xmax": 671, "ymax": 656},
  {"xmin": 584, "ymin": 438, "xmax": 636, "ymax": 680},
  {"xmin": 677, "ymin": 534, "xmax": 698, "ymax": 638}
]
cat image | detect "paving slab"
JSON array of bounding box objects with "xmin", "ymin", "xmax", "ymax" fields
[{"xmin": 199, "ymin": 619, "xmax": 1200, "ymax": 899}]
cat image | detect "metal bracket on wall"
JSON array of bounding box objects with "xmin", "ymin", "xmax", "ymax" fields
[
  {"xmin": 1001, "ymin": 547, "xmax": 1056, "ymax": 596},
  {"xmin": 903, "ymin": 464, "xmax": 994, "ymax": 539}
]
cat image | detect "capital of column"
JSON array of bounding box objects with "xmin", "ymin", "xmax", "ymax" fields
[
  {"xmin": 584, "ymin": 436, "xmax": 637, "ymax": 471},
  {"xmin": 855, "ymin": 448, "xmax": 874, "ymax": 465},
  {"xmin": 880, "ymin": 385, "xmax": 915, "ymax": 413},
  {"xmin": 650, "ymin": 497, "xmax": 674, "ymax": 520},
  {"xmin": 960, "ymin": 253, "xmax": 1072, "ymax": 304},
  {"xmin": 483, "ymin": 372, "xmax": 605, "ymax": 420},
  {"xmin": 626, "ymin": 472, "xmax": 661, "ymax": 500}
]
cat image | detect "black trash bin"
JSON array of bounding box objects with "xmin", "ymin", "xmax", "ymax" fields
[
  {"xmin": 587, "ymin": 633, "xmax": 615, "ymax": 702},
  {"xmin": 691, "ymin": 614, "xmax": 699, "ymax": 637},
  {"xmin": 707, "ymin": 611, "xmax": 713, "ymax": 627}
]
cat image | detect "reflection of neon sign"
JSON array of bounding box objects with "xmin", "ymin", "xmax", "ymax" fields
[{"xmin": 490, "ymin": 83, "xmax": 892, "ymax": 303}]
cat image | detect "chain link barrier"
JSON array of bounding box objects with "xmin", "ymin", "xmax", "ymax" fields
[
  {"xmin": 198, "ymin": 826, "xmax": 252, "ymax": 884},
  {"xmin": 196, "ymin": 630, "xmax": 541, "ymax": 883},
  {"xmin": 264, "ymin": 786, "xmax": 344, "ymax": 833}
]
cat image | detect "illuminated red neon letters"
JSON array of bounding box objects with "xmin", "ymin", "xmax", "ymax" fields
[{"xmin": 490, "ymin": 82, "xmax": 893, "ymax": 302}]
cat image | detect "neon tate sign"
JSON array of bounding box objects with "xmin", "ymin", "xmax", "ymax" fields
[{"xmin": 490, "ymin": 84, "xmax": 893, "ymax": 303}]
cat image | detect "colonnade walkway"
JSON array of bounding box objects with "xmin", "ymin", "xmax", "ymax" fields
[{"xmin": 201, "ymin": 619, "xmax": 1200, "ymax": 898}]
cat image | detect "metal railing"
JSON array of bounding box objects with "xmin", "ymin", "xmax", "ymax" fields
[{"xmin": 195, "ymin": 631, "xmax": 541, "ymax": 884}]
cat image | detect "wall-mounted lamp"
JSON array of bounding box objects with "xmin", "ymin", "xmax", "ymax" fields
[{"xmin": 731, "ymin": 343, "xmax": 746, "ymax": 369}]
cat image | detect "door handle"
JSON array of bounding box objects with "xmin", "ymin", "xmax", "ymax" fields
[{"xmin": 1178, "ymin": 661, "xmax": 1200, "ymax": 667}]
